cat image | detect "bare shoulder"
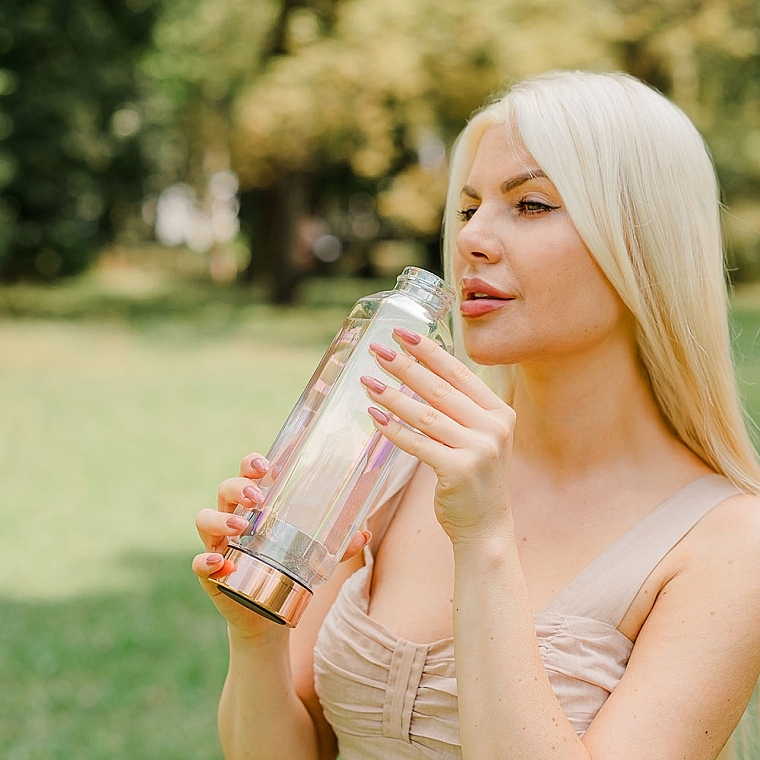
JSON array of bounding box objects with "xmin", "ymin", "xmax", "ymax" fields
[
  {"xmin": 685, "ymin": 489, "xmax": 760, "ymax": 579},
  {"xmin": 623, "ymin": 487, "xmax": 760, "ymax": 632},
  {"xmin": 583, "ymin": 491, "xmax": 760, "ymax": 759},
  {"xmin": 666, "ymin": 490, "xmax": 760, "ymax": 621}
]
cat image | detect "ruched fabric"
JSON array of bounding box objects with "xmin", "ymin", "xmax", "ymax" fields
[{"xmin": 314, "ymin": 562, "xmax": 461, "ymax": 759}]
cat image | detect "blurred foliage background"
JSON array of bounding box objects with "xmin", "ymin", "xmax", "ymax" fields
[
  {"xmin": 1, "ymin": 0, "xmax": 760, "ymax": 300},
  {"xmin": 2, "ymin": 2, "xmax": 760, "ymax": 759}
]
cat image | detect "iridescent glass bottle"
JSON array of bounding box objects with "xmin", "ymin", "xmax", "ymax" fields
[{"xmin": 210, "ymin": 267, "xmax": 455, "ymax": 626}]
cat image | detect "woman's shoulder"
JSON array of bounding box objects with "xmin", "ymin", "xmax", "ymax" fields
[
  {"xmin": 691, "ymin": 485, "xmax": 760, "ymax": 559},
  {"xmin": 364, "ymin": 453, "xmax": 420, "ymax": 549},
  {"xmin": 592, "ymin": 487, "xmax": 760, "ymax": 758},
  {"xmin": 691, "ymin": 478, "xmax": 760, "ymax": 533},
  {"xmin": 667, "ymin": 485, "xmax": 760, "ymax": 610},
  {"xmin": 620, "ymin": 478, "xmax": 760, "ymax": 639}
]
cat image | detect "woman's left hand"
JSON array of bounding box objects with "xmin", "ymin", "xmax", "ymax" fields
[{"xmin": 361, "ymin": 327, "xmax": 516, "ymax": 545}]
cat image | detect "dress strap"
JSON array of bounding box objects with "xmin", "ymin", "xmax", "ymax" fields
[{"xmin": 545, "ymin": 474, "xmax": 740, "ymax": 627}]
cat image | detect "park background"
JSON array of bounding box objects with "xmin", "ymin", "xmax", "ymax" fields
[{"xmin": 1, "ymin": 1, "xmax": 760, "ymax": 758}]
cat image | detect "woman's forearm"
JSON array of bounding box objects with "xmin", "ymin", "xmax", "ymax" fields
[
  {"xmin": 218, "ymin": 627, "xmax": 322, "ymax": 760},
  {"xmin": 452, "ymin": 532, "xmax": 590, "ymax": 760}
]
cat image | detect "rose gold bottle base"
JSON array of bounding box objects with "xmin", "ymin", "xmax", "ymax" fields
[{"xmin": 209, "ymin": 546, "xmax": 313, "ymax": 628}]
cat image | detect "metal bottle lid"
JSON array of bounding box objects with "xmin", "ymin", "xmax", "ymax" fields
[{"xmin": 210, "ymin": 546, "xmax": 313, "ymax": 628}]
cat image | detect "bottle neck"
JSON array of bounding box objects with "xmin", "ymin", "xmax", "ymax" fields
[{"xmin": 395, "ymin": 267, "xmax": 455, "ymax": 320}]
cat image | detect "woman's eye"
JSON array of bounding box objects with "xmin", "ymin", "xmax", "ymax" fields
[
  {"xmin": 515, "ymin": 199, "xmax": 559, "ymax": 216},
  {"xmin": 456, "ymin": 207, "xmax": 477, "ymax": 222}
]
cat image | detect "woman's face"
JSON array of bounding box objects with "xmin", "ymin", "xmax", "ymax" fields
[{"xmin": 453, "ymin": 124, "xmax": 631, "ymax": 368}]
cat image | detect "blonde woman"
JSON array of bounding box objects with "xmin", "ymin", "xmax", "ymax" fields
[{"xmin": 194, "ymin": 71, "xmax": 760, "ymax": 760}]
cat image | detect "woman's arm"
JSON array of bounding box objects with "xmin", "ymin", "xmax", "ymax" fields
[
  {"xmin": 194, "ymin": 454, "xmax": 367, "ymax": 760},
  {"xmin": 215, "ymin": 551, "xmax": 364, "ymax": 760},
  {"xmin": 217, "ymin": 625, "xmax": 321, "ymax": 760},
  {"xmin": 362, "ymin": 330, "xmax": 760, "ymax": 760},
  {"xmin": 364, "ymin": 333, "xmax": 589, "ymax": 758}
]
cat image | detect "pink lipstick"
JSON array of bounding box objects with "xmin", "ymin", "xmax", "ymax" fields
[{"xmin": 459, "ymin": 278, "xmax": 514, "ymax": 317}]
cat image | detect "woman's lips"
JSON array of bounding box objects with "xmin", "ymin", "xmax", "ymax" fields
[
  {"xmin": 459, "ymin": 278, "xmax": 514, "ymax": 317},
  {"xmin": 459, "ymin": 297, "xmax": 512, "ymax": 317}
]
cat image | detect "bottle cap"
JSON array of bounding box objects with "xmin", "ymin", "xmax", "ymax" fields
[{"xmin": 210, "ymin": 546, "xmax": 313, "ymax": 628}]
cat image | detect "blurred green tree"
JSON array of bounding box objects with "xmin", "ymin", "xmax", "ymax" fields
[
  {"xmin": 149, "ymin": 0, "xmax": 759, "ymax": 301},
  {"xmin": 0, "ymin": 0, "xmax": 158, "ymax": 280},
  {"xmin": 6, "ymin": 0, "xmax": 758, "ymax": 292},
  {"xmin": 138, "ymin": 0, "xmax": 289, "ymax": 293},
  {"xmin": 228, "ymin": 0, "xmax": 616, "ymax": 301}
]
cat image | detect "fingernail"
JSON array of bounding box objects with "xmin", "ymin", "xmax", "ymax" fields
[
  {"xmin": 250, "ymin": 457, "xmax": 269, "ymax": 472},
  {"xmin": 242, "ymin": 485, "xmax": 264, "ymax": 503},
  {"xmin": 370, "ymin": 343, "xmax": 396, "ymax": 361},
  {"xmin": 368, "ymin": 407, "xmax": 391, "ymax": 425},
  {"xmin": 227, "ymin": 515, "xmax": 249, "ymax": 531},
  {"xmin": 206, "ymin": 553, "xmax": 224, "ymax": 566},
  {"xmin": 362, "ymin": 530, "xmax": 373, "ymax": 546},
  {"xmin": 361, "ymin": 375, "xmax": 387, "ymax": 394},
  {"xmin": 393, "ymin": 327, "xmax": 421, "ymax": 345}
]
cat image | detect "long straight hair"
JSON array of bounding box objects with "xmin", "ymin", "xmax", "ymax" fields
[{"xmin": 442, "ymin": 70, "xmax": 760, "ymax": 758}]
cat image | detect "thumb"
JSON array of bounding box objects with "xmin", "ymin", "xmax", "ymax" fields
[{"xmin": 340, "ymin": 530, "xmax": 372, "ymax": 562}]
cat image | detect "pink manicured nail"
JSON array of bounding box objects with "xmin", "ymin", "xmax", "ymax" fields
[
  {"xmin": 206, "ymin": 553, "xmax": 224, "ymax": 566},
  {"xmin": 370, "ymin": 343, "xmax": 397, "ymax": 361},
  {"xmin": 242, "ymin": 485, "xmax": 264, "ymax": 503},
  {"xmin": 361, "ymin": 375, "xmax": 387, "ymax": 394},
  {"xmin": 250, "ymin": 457, "xmax": 269, "ymax": 472},
  {"xmin": 227, "ymin": 515, "xmax": 249, "ymax": 530},
  {"xmin": 368, "ymin": 407, "xmax": 391, "ymax": 425},
  {"xmin": 393, "ymin": 327, "xmax": 421, "ymax": 345}
]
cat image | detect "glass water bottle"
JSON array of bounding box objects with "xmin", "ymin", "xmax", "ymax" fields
[{"xmin": 210, "ymin": 267, "xmax": 455, "ymax": 626}]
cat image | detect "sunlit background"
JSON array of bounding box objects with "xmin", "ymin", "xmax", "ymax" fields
[{"xmin": 1, "ymin": 1, "xmax": 759, "ymax": 758}]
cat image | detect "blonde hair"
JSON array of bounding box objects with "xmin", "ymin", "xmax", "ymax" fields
[
  {"xmin": 443, "ymin": 70, "xmax": 760, "ymax": 495},
  {"xmin": 443, "ymin": 68, "xmax": 760, "ymax": 760}
]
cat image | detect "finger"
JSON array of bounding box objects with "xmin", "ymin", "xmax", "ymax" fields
[
  {"xmin": 361, "ymin": 375, "xmax": 469, "ymax": 447},
  {"xmin": 367, "ymin": 406, "xmax": 448, "ymax": 467},
  {"xmin": 239, "ymin": 453, "xmax": 271, "ymax": 478},
  {"xmin": 196, "ymin": 508, "xmax": 250, "ymax": 552},
  {"xmin": 218, "ymin": 476, "xmax": 265, "ymax": 513},
  {"xmin": 192, "ymin": 552, "xmax": 238, "ymax": 581},
  {"xmin": 341, "ymin": 530, "xmax": 372, "ymax": 562},
  {"xmin": 369, "ymin": 342, "xmax": 493, "ymax": 428},
  {"xmin": 391, "ymin": 328, "xmax": 504, "ymax": 411}
]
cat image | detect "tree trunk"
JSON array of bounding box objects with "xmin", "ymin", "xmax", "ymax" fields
[
  {"xmin": 239, "ymin": 173, "xmax": 308, "ymax": 305},
  {"xmin": 236, "ymin": 0, "xmax": 344, "ymax": 303}
]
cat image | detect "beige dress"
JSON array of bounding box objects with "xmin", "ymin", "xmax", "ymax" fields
[{"xmin": 313, "ymin": 457, "xmax": 739, "ymax": 759}]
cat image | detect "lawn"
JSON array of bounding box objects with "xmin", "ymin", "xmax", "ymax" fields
[
  {"xmin": 0, "ymin": 270, "xmax": 393, "ymax": 760},
  {"xmin": 1, "ymin": 269, "xmax": 758, "ymax": 759}
]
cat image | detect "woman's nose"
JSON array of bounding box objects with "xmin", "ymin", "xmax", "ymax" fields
[{"xmin": 455, "ymin": 213, "xmax": 504, "ymax": 265}]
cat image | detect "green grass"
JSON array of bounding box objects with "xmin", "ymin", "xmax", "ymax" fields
[
  {"xmin": 0, "ymin": 271, "xmax": 390, "ymax": 760},
  {"xmin": 1, "ymin": 270, "xmax": 758, "ymax": 759}
]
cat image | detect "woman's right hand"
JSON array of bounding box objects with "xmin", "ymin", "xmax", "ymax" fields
[
  {"xmin": 192, "ymin": 452, "xmax": 278, "ymax": 639},
  {"xmin": 193, "ymin": 452, "xmax": 371, "ymax": 639}
]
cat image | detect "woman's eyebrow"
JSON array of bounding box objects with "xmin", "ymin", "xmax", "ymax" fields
[
  {"xmin": 500, "ymin": 169, "xmax": 547, "ymax": 193},
  {"xmin": 461, "ymin": 169, "xmax": 548, "ymax": 200}
]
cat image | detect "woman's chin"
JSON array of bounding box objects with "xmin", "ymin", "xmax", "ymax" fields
[{"xmin": 462, "ymin": 342, "xmax": 514, "ymax": 367}]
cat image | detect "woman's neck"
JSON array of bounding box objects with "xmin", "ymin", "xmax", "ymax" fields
[{"xmin": 509, "ymin": 342, "xmax": 688, "ymax": 482}]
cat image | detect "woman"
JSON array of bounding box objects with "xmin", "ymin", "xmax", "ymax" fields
[{"xmin": 193, "ymin": 71, "xmax": 760, "ymax": 759}]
